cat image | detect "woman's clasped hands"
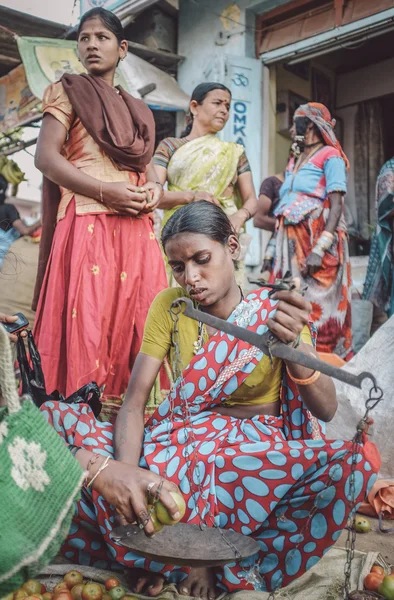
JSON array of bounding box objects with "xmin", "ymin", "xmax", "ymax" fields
[{"xmin": 101, "ymin": 180, "xmax": 163, "ymax": 216}]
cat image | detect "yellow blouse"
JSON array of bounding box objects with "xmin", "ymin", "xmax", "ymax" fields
[
  {"xmin": 42, "ymin": 82, "xmax": 144, "ymax": 222},
  {"xmin": 140, "ymin": 288, "xmax": 312, "ymax": 406}
]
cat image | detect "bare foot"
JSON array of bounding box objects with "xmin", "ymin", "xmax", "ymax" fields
[
  {"xmin": 178, "ymin": 567, "xmax": 217, "ymax": 600},
  {"xmin": 126, "ymin": 568, "xmax": 165, "ymax": 597}
]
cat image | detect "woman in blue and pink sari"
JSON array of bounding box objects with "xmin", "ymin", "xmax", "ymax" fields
[
  {"xmin": 266, "ymin": 103, "xmax": 353, "ymax": 360},
  {"xmin": 41, "ymin": 202, "xmax": 379, "ymax": 599}
]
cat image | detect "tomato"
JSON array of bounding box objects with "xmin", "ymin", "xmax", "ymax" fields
[
  {"xmin": 43, "ymin": 594, "xmax": 53, "ymax": 600},
  {"xmin": 23, "ymin": 582, "xmax": 43, "ymax": 596},
  {"xmin": 103, "ymin": 595, "xmax": 112, "ymax": 600},
  {"xmin": 108, "ymin": 587, "xmax": 126, "ymax": 600},
  {"xmin": 379, "ymin": 576, "xmax": 394, "ymax": 600},
  {"xmin": 53, "ymin": 593, "xmax": 72, "ymax": 600},
  {"xmin": 364, "ymin": 572, "xmax": 384, "ymax": 592},
  {"xmin": 14, "ymin": 590, "xmax": 28, "ymax": 600},
  {"xmin": 155, "ymin": 491, "xmax": 186, "ymax": 525},
  {"xmin": 70, "ymin": 585, "xmax": 84, "ymax": 600},
  {"xmin": 3, "ymin": 592, "xmax": 14, "ymax": 600},
  {"xmin": 53, "ymin": 584, "xmax": 69, "ymax": 597},
  {"xmin": 64, "ymin": 572, "xmax": 83, "ymax": 590},
  {"xmin": 25, "ymin": 595, "xmax": 43, "ymax": 600},
  {"xmin": 104, "ymin": 580, "xmax": 120, "ymax": 592},
  {"xmin": 81, "ymin": 583, "xmax": 103, "ymax": 600},
  {"xmin": 371, "ymin": 565, "xmax": 385, "ymax": 576},
  {"xmin": 40, "ymin": 587, "xmax": 47, "ymax": 595}
]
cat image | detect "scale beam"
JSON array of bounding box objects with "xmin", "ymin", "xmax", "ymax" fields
[{"xmin": 173, "ymin": 297, "xmax": 378, "ymax": 391}]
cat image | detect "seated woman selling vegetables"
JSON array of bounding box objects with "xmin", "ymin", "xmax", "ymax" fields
[{"xmin": 41, "ymin": 201, "xmax": 380, "ymax": 600}]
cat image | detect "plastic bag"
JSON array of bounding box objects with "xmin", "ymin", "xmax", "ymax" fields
[
  {"xmin": 16, "ymin": 331, "xmax": 47, "ymax": 406},
  {"xmin": 358, "ymin": 479, "xmax": 394, "ymax": 533},
  {"xmin": 16, "ymin": 332, "xmax": 102, "ymax": 416},
  {"xmin": 50, "ymin": 383, "xmax": 102, "ymax": 418}
]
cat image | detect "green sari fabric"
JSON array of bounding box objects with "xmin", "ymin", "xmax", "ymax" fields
[{"xmin": 162, "ymin": 134, "xmax": 245, "ymax": 227}]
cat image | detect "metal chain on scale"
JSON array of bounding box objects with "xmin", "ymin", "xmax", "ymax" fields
[
  {"xmin": 168, "ymin": 304, "xmax": 243, "ymax": 559},
  {"xmin": 168, "ymin": 303, "xmax": 384, "ymax": 599},
  {"xmin": 266, "ymin": 383, "xmax": 384, "ymax": 600},
  {"xmin": 342, "ymin": 383, "xmax": 384, "ymax": 598}
]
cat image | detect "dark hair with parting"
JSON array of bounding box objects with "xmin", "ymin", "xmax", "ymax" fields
[
  {"xmin": 162, "ymin": 200, "xmax": 238, "ymax": 265},
  {"xmin": 78, "ymin": 8, "xmax": 125, "ymax": 45},
  {"xmin": 295, "ymin": 116, "xmax": 324, "ymax": 144},
  {"xmin": 181, "ymin": 82, "xmax": 232, "ymax": 137}
]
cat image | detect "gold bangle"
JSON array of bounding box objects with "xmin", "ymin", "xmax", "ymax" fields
[
  {"xmin": 286, "ymin": 366, "xmax": 321, "ymax": 386},
  {"xmin": 87, "ymin": 455, "xmax": 111, "ymax": 489},
  {"xmin": 99, "ymin": 181, "xmax": 103, "ymax": 203}
]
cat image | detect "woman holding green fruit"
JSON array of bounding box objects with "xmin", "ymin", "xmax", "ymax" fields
[{"xmin": 41, "ymin": 202, "xmax": 379, "ymax": 600}]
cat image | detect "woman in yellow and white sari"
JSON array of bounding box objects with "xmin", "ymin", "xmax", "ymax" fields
[{"xmin": 153, "ymin": 83, "xmax": 258, "ymax": 283}]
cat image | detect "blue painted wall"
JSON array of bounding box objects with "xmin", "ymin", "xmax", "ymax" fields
[{"xmin": 178, "ymin": 0, "xmax": 293, "ymax": 90}]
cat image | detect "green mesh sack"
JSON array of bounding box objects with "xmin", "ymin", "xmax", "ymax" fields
[{"xmin": 0, "ymin": 325, "xmax": 84, "ymax": 597}]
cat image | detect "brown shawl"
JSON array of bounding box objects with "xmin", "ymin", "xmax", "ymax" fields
[{"xmin": 32, "ymin": 74, "xmax": 155, "ymax": 310}]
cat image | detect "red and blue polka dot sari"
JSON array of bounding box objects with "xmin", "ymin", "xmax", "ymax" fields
[{"xmin": 41, "ymin": 288, "xmax": 380, "ymax": 592}]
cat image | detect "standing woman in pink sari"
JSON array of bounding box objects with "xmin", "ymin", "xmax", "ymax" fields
[{"xmin": 33, "ymin": 8, "xmax": 167, "ymax": 400}]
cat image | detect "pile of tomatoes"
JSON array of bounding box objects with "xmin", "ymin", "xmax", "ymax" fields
[
  {"xmin": 364, "ymin": 564, "xmax": 394, "ymax": 599},
  {"xmin": 4, "ymin": 572, "xmax": 135, "ymax": 600}
]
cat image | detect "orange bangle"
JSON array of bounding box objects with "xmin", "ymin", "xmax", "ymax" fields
[{"xmin": 286, "ymin": 366, "xmax": 321, "ymax": 386}]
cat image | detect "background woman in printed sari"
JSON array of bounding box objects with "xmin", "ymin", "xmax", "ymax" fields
[
  {"xmin": 33, "ymin": 8, "xmax": 167, "ymax": 400},
  {"xmin": 363, "ymin": 157, "xmax": 394, "ymax": 318},
  {"xmin": 267, "ymin": 103, "xmax": 353, "ymax": 360},
  {"xmin": 153, "ymin": 83, "xmax": 258, "ymax": 282}
]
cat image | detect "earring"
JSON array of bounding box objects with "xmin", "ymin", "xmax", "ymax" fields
[{"xmin": 291, "ymin": 135, "xmax": 305, "ymax": 157}]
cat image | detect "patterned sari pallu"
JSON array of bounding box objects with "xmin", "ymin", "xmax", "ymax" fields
[{"xmin": 41, "ymin": 289, "xmax": 380, "ymax": 592}]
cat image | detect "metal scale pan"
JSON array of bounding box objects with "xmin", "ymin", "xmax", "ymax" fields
[{"xmin": 111, "ymin": 523, "xmax": 259, "ymax": 567}]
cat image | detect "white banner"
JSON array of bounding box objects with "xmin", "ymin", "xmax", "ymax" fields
[{"xmin": 223, "ymin": 55, "xmax": 263, "ymax": 266}]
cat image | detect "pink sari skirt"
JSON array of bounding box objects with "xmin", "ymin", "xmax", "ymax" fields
[{"xmin": 33, "ymin": 199, "xmax": 167, "ymax": 398}]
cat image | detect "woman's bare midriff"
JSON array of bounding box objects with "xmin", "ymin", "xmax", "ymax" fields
[{"xmin": 214, "ymin": 400, "xmax": 280, "ymax": 420}]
